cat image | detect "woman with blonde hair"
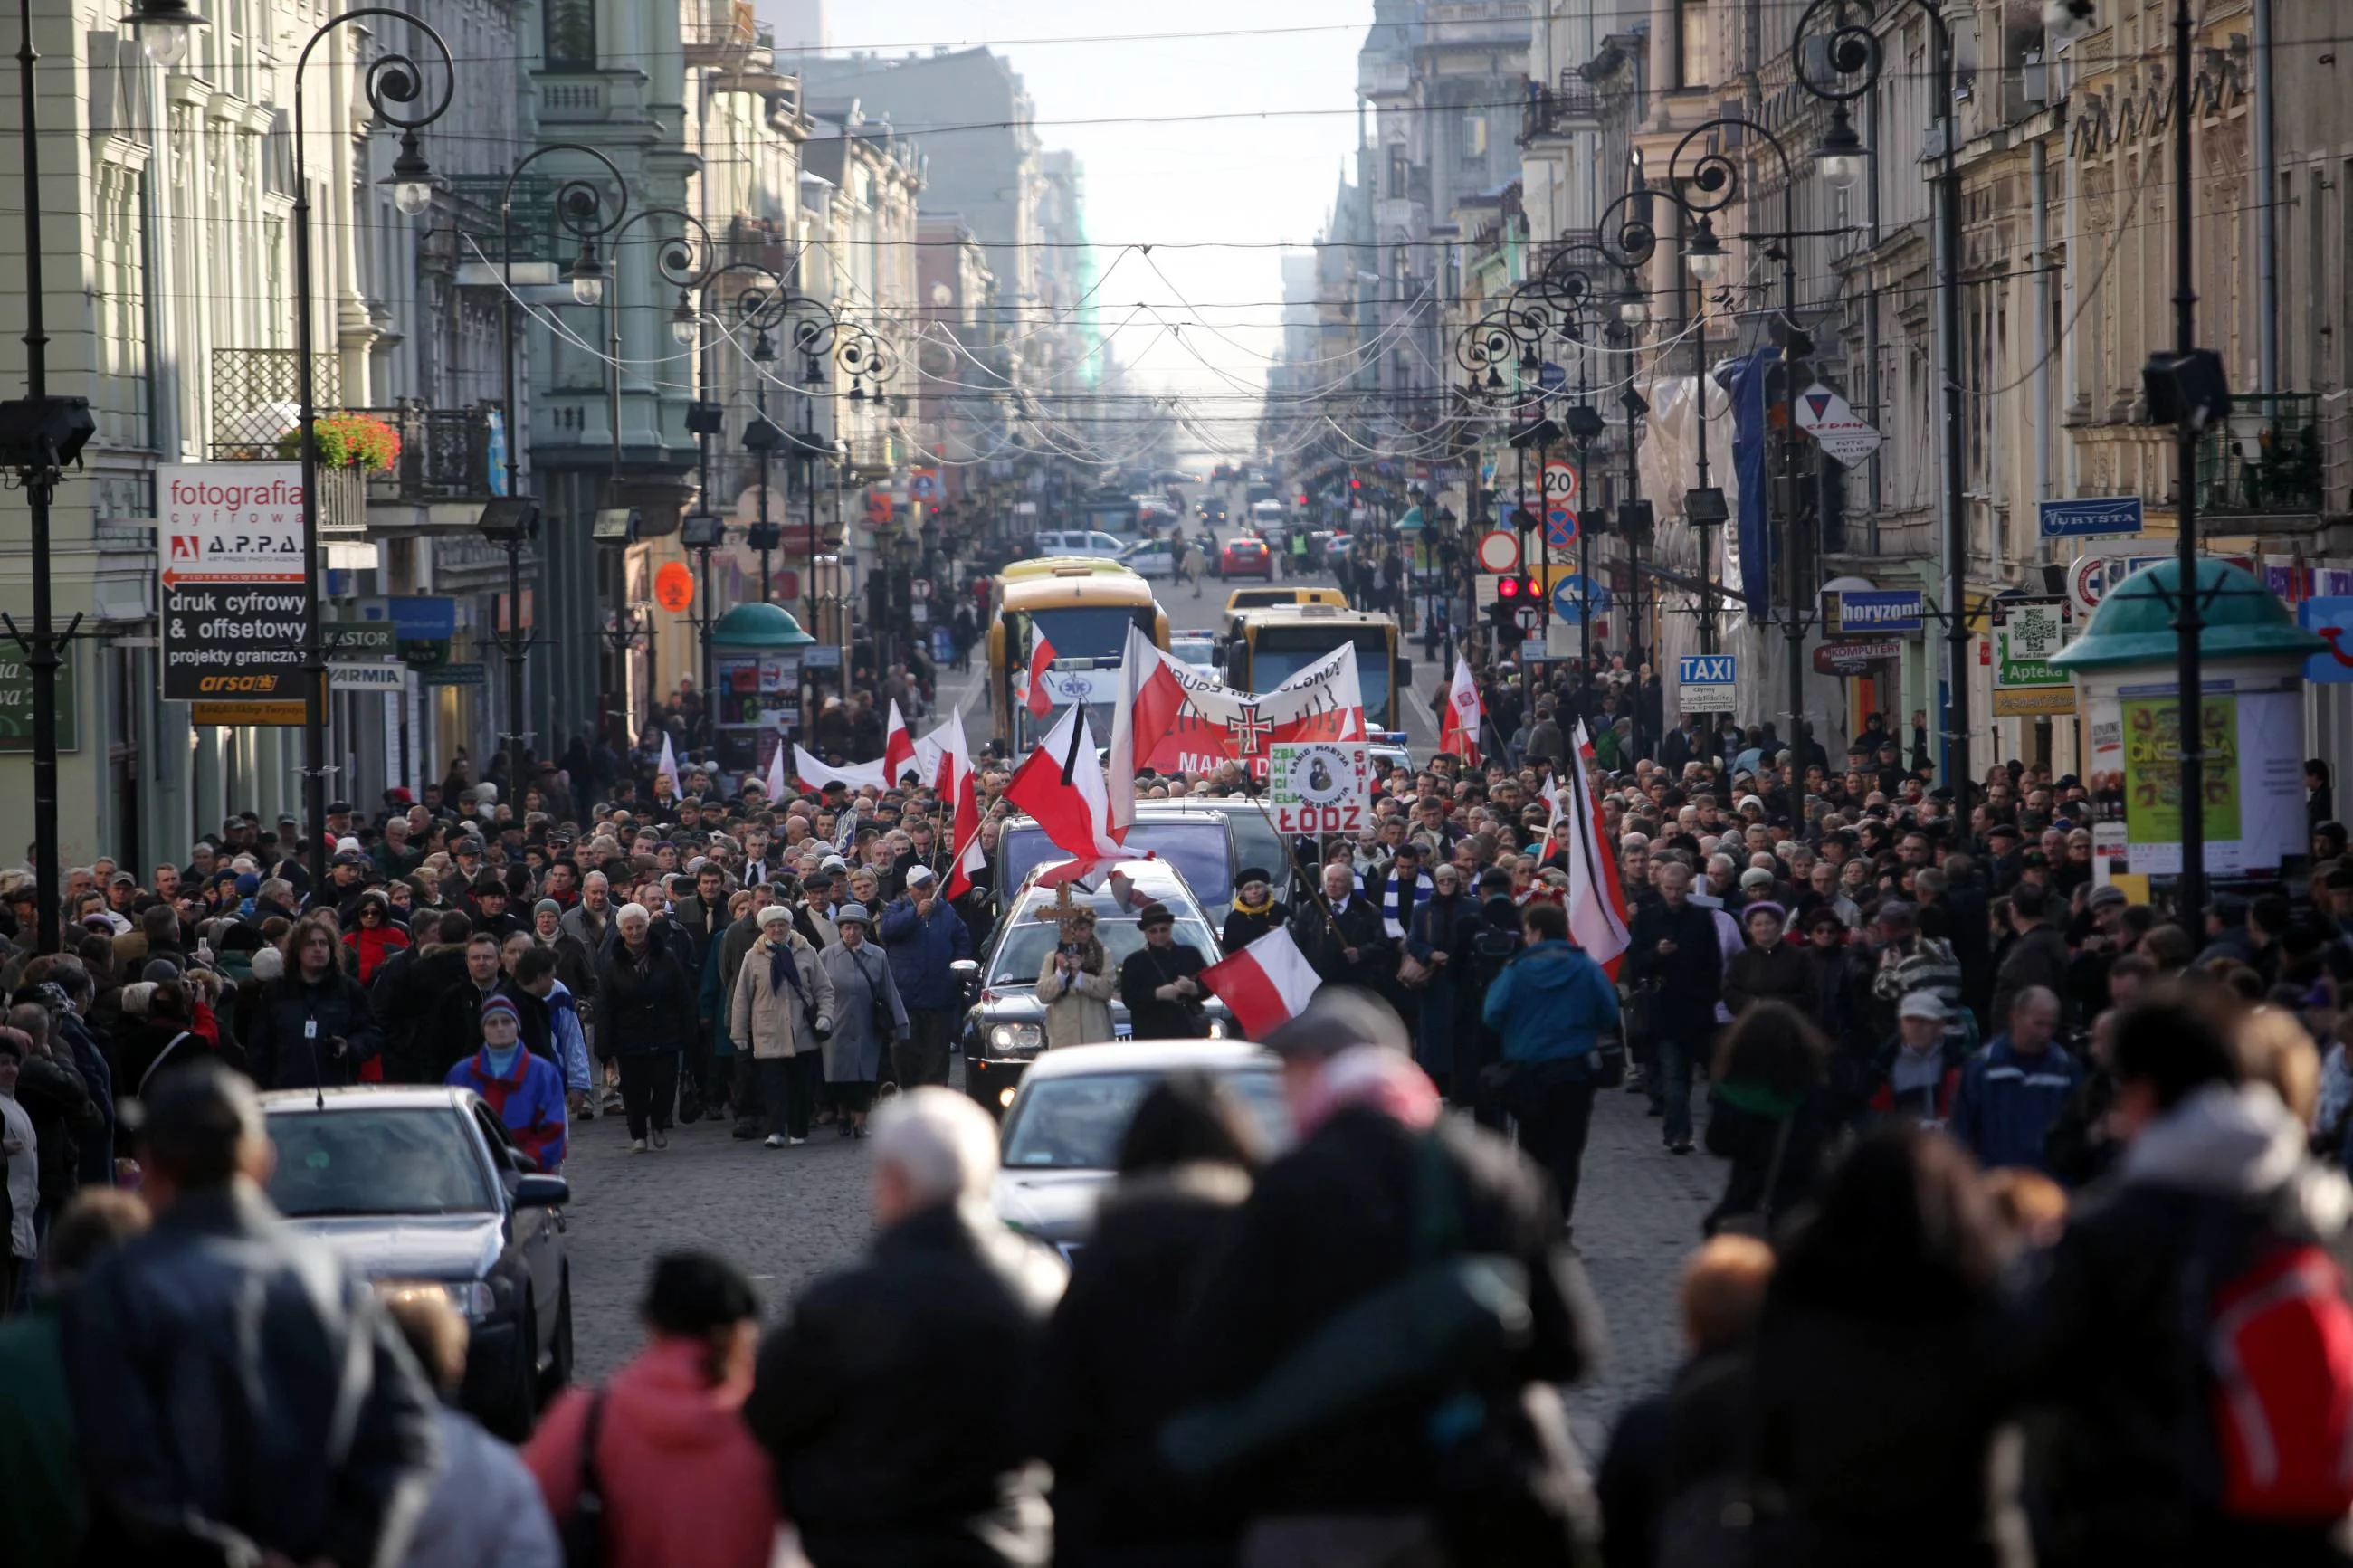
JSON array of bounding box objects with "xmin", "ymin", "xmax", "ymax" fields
[{"xmin": 1036, "ymin": 906, "xmax": 1116, "ymax": 1048}]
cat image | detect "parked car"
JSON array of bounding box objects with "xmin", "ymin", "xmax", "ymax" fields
[
  {"xmin": 952, "ymin": 860, "xmax": 1230, "ymax": 1115},
  {"xmin": 1220, "ymin": 536, "xmax": 1275, "ymax": 580},
  {"xmin": 1034, "ymin": 530, "xmax": 1130, "ymax": 560},
  {"xmin": 1135, "ymin": 794, "xmax": 1300, "ymax": 909},
  {"xmin": 1117, "ymin": 537, "xmax": 1179, "ymax": 579},
  {"xmin": 992, "ymin": 1041, "xmax": 1289, "ymax": 1252},
  {"xmin": 1170, "ymin": 632, "xmax": 1223, "ymax": 683},
  {"xmin": 262, "ymin": 1086, "xmax": 572, "ymax": 1440},
  {"xmin": 996, "ymin": 804, "xmax": 1241, "ymax": 926}
]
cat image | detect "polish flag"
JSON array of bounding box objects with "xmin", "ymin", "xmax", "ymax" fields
[
  {"xmin": 934, "ymin": 708, "xmax": 988, "ymax": 899},
  {"xmin": 1437, "ymin": 656, "xmax": 1483, "ymax": 767},
  {"xmin": 1025, "ymin": 631, "xmax": 1059, "ymax": 719},
  {"xmin": 1005, "ymin": 704, "xmax": 1122, "ymax": 860},
  {"xmin": 762, "ymin": 736, "xmax": 787, "ymax": 803},
  {"xmin": 1106, "ymin": 621, "xmax": 1192, "ymax": 840},
  {"xmin": 1201, "ymin": 927, "xmax": 1322, "ymax": 1040},
  {"xmin": 1563, "ymin": 721, "xmax": 1631, "ymax": 977},
  {"xmin": 792, "ymin": 746, "xmax": 887, "ymax": 793},
  {"xmin": 656, "ymin": 732, "xmax": 682, "ymax": 799},
  {"xmin": 882, "ymin": 699, "xmax": 917, "ymax": 784}
]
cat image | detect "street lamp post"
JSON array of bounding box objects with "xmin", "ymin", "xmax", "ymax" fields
[
  {"xmin": 493, "ymin": 143, "xmax": 626, "ymax": 798},
  {"xmin": 124, "ymin": 2, "xmax": 452, "ymax": 896},
  {"xmin": 1796, "ymin": 1, "xmax": 1964, "ymax": 796}
]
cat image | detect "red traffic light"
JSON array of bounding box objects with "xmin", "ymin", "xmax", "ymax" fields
[
  {"xmin": 1348, "ymin": 478, "xmax": 1361, "ymax": 489},
  {"xmin": 1497, "ymin": 575, "xmax": 1521, "ymax": 598},
  {"xmin": 1296, "ymin": 494, "xmax": 1309, "ymax": 506}
]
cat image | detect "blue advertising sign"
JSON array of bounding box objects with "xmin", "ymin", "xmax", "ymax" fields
[
  {"xmin": 1538, "ymin": 362, "xmax": 1567, "ymax": 393},
  {"xmin": 2300, "ymin": 597, "xmax": 2353, "ymax": 685},
  {"xmin": 1678, "ymin": 653, "xmax": 1737, "ymax": 712},
  {"xmin": 2038, "ymin": 496, "xmax": 2143, "ymax": 538},
  {"xmin": 1838, "ymin": 589, "xmax": 1925, "ymax": 634}
]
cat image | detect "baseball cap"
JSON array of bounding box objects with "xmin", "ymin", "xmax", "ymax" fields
[
  {"xmin": 1898, "ymin": 992, "xmax": 1949, "ymax": 1022},
  {"xmin": 905, "ymin": 865, "xmax": 938, "ymax": 888}
]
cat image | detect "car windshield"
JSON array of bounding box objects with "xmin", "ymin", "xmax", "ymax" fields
[
  {"xmin": 1027, "ymin": 606, "xmax": 1156, "ymax": 663},
  {"xmin": 1252, "ymin": 628, "xmax": 1393, "ymax": 722},
  {"xmin": 1001, "ymin": 1069, "xmax": 1291, "ymax": 1169},
  {"xmin": 1201, "ymin": 808, "xmax": 1290, "ymax": 895},
  {"xmin": 266, "ymin": 1107, "xmax": 498, "ymax": 1216},
  {"xmin": 987, "ymin": 914, "xmax": 1219, "ymax": 987},
  {"xmin": 1001, "ymin": 822, "xmax": 1232, "ymax": 911}
]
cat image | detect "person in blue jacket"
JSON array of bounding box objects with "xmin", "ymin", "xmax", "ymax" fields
[
  {"xmin": 877, "ymin": 865, "xmax": 973, "ymax": 1088},
  {"xmin": 1948, "ymin": 985, "xmax": 2079, "ymax": 1174},
  {"xmin": 1481, "ymin": 900, "xmax": 1623, "ymax": 1227}
]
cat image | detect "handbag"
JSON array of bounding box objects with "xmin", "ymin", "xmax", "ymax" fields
[
  {"xmin": 1713, "ymin": 1114, "xmax": 1796, "ymax": 1240},
  {"xmin": 563, "ymin": 1388, "xmax": 608, "ymax": 1568},
  {"xmin": 1397, "ymin": 950, "xmax": 1434, "ymax": 989}
]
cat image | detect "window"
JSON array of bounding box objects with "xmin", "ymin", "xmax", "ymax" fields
[
  {"xmin": 1461, "ymin": 113, "xmax": 1488, "ymax": 166},
  {"xmin": 1387, "ymin": 145, "xmax": 1410, "ymax": 199},
  {"xmin": 1677, "ymin": 0, "xmax": 1714, "ymax": 88},
  {"xmin": 545, "ymin": 0, "xmax": 595, "ymax": 70}
]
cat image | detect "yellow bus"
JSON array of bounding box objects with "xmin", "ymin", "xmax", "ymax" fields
[
  {"xmin": 987, "ymin": 561, "xmax": 1170, "ymax": 751},
  {"xmin": 1221, "ymin": 604, "xmax": 1410, "ymax": 732}
]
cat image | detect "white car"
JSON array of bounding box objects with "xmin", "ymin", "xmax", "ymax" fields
[
  {"xmin": 1116, "ymin": 538, "xmax": 1178, "ymax": 579},
  {"xmin": 1034, "ymin": 530, "xmax": 1129, "ymax": 560},
  {"xmin": 1169, "ymin": 632, "xmax": 1221, "ymax": 682},
  {"xmin": 992, "ymin": 1041, "xmax": 1290, "ymax": 1251}
]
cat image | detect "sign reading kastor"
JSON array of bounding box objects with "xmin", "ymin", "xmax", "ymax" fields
[{"xmin": 158, "ymin": 464, "xmax": 312, "ymax": 703}]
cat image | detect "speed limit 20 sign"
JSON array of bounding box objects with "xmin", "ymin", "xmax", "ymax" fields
[{"xmin": 1268, "ymin": 742, "xmax": 1369, "ymax": 836}]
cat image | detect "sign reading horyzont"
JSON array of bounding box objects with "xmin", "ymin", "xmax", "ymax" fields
[{"xmin": 158, "ymin": 464, "xmax": 314, "ymax": 703}]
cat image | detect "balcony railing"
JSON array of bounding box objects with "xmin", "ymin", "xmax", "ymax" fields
[
  {"xmin": 2196, "ymin": 394, "xmax": 2326, "ymax": 521},
  {"xmin": 1521, "ymin": 80, "xmax": 1606, "ymax": 145},
  {"xmin": 354, "ymin": 403, "xmax": 500, "ymax": 503},
  {"xmin": 210, "ymin": 347, "xmax": 338, "ymax": 460}
]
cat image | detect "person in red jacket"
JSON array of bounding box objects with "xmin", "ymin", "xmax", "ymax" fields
[
  {"xmin": 1865, "ymin": 991, "xmax": 1966, "ymax": 1128},
  {"xmin": 444, "ymin": 995, "xmax": 567, "ymax": 1173}
]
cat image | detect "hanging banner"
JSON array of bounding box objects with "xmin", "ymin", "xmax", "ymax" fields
[
  {"xmin": 1139, "ymin": 643, "xmax": 1367, "ymax": 781},
  {"xmin": 157, "ymin": 464, "xmax": 312, "ymax": 703}
]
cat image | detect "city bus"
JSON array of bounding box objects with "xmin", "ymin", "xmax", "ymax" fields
[
  {"xmin": 1222, "ymin": 604, "xmax": 1410, "ymax": 733},
  {"xmin": 1079, "ymin": 489, "xmax": 1141, "ymax": 538},
  {"xmin": 987, "ymin": 560, "xmax": 1170, "ymax": 752}
]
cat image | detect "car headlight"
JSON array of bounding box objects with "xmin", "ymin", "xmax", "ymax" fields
[
  {"xmin": 1207, "ymin": 1019, "xmax": 1227, "ymax": 1040},
  {"xmin": 378, "ymin": 1278, "xmax": 497, "ymax": 1320},
  {"xmin": 988, "ymin": 1022, "xmax": 1043, "ymax": 1053}
]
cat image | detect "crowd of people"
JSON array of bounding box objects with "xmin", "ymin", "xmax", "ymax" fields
[{"xmin": 8, "ymin": 676, "xmax": 2353, "ymax": 1566}]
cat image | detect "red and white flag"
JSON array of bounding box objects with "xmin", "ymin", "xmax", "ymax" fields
[
  {"xmin": 1025, "ymin": 631, "xmax": 1060, "ymax": 720},
  {"xmin": 882, "ymin": 699, "xmax": 917, "ymax": 784},
  {"xmin": 792, "ymin": 746, "xmax": 886, "ymax": 794},
  {"xmin": 1006, "ymin": 704, "xmax": 1122, "ymax": 860},
  {"xmin": 762, "ymin": 736, "xmax": 788, "ymax": 803},
  {"xmin": 1563, "ymin": 721, "xmax": 1632, "ymax": 977},
  {"xmin": 1106, "ymin": 621, "xmax": 1191, "ymax": 841},
  {"xmin": 1438, "ymin": 656, "xmax": 1483, "ymax": 767},
  {"xmin": 933, "ymin": 707, "xmax": 988, "ymax": 899},
  {"xmin": 655, "ymin": 732, "xmax": 681, "ymax": 798},
  {"xmin": 1201, "ymin": 927, "xmax": 1322, "ymax": 1039}
]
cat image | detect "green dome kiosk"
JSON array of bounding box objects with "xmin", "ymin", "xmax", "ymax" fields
[
  {"xmin": 2049, "ymin": 558, "xmax": 2324, "ymax": 889},
  {"xmin": 708, "ymin": 603, "xmax": 816, "ymax": 775}
]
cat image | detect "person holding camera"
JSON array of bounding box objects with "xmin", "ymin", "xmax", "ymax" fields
[{"xmin": 730, "ymin": 906, "xmax": 837, "ymax": 1149}]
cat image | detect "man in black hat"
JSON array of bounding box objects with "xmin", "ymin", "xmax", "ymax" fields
[{"xmin": 1118, "ymin": 903, "xmax": 1210, "ymax": 1039}]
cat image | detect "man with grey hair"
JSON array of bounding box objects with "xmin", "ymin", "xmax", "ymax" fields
[
  {"xmin": 63, "ymin": 1060, "xmax": 440, "ymax": 1563},
  {"xmin": 747, "ymin": 1087, "xmax": 1063, "ymax": 1566},
  {"xmin": 1174, "ymin": 990, "xmax": 1602, "ymax": 1561}
]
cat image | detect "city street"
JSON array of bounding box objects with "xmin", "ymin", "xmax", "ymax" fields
[{"xmin": 562, "ymin": 563, "xmax": 1713, "ymax": 1446}]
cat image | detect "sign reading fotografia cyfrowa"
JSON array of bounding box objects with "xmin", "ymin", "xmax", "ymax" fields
[{"xmin": 157, "ymin": 465, "xmax": 313, "ymax": 703}]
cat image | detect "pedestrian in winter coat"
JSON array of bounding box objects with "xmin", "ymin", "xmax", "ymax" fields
[
  {"xmin": 62, "ymin": 1062, "xmax": 441, "ymax": 1567},
  {"xmin": 529, "ymin": 899, "xmax": 598, "ymax": 1003},
  {"xmin": 1481, "ymin": 900, "xmax": 1623, "ymax": 1222},
  {"xmin": 2009, "ymin": 991, "xmax": 2353, "ymax": 1568},
  {"xmin": 816, "ymin": 907, "xmax": 905, "ymax": 1136},
  {"xmin": 1036, "ymin": 908, "xmax": 1117, "ymax": 1049},
  {"xmin": 596, "ymin": 906, "xmax": 694, "ymax": 1150},
  {"xmin": 1864, "ymin": 993, "xmax": 1967, "ymax": 1125},
  {"xmin": 1948, "ymin": 986, "xmax": 2078, "ymax": 1174},
  {"xmin": 1722, "ymin": 903, "xmax": 1815, "ymax": 1017},
  {"xmin": 252, "ymin": 916, "xmax": 384, "ymax": 1092},
  {"xmin": 746, "ymin": 1089, "xmax": 1066, "ymax": 1568},
  {"xmin": 729, "ymin": 908, "xmax": 836, "ymax": 1148},
  {"xmin": 1747, "ymin": 1125, "xmax": 2015, "ymax": 1568},
  {"xmin": 1221, "ymin": 868, "xmax": 1289, "ymax": 951},
  {"xmin": 343, "ymin": 893, "xmax": 410, "ymax": 986},
  {"xmin": 1623, "ymin": 861, "xmax": 1723, "ymax": 1153},
  {"xmin": 1033, "ymin": 1074, "xmax": 1262, "ymax": 1568},
  {"xmin": 878, "ymin": 866, "xmax": 973, "ymax": 1088},
  {"xmin": 1990, "ymin": 883, "xmax": 2072, "ymax": 1034},
  {"xmin": 383, "ymin": 1291, "xmax": 561, "ymax": 1568},
  {"xmin": 526, "ymin": 1253, "xmax": 778, "ymax": 1568},
  {"xmin": 1403, "ymin": 870, "xmax": 1476, "ymax": 1086},
  {"xmin": 1703, "ymin": 1001, "xmax": 1834, "ymax": 1236},
  {"xmin": 1173, "ymin": 990, "xmax": 1602, "ymax": 1563},
  {"xmin": 445, "ymin": 995, "xmax": 569, "ymax": 1173},
  {"xmin": 1291, "ymin": 860, "xmax": 1392, "ymax": 987},
  {"xmin": 1119, "ymin": 902, "xmax": 1213, "ymax": 1041}
]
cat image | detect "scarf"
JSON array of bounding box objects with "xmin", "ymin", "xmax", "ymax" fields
[
  {"xmin": 1380, "ymin": 869, "xmax": 1434, "ymax": 940},
  {"xmin": 1232, "ymin": 891, "xmax": 1274, "ymax": 920},
  {"xmin": 1295, "ymin": 1045, "xmax": 1443, "ymax": 1136},
  {"xmin": 766, "ymin": 936, "xmax": 812, "ymax": 1015},
  {"xmin": 481, "ymin": 1041, "xmax": 524, "ymax": 1080}
]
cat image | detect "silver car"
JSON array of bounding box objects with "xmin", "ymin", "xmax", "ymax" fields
[{"xmin": 991, "ymin": 1040, "xmax": 1290, "ymax": 1251}]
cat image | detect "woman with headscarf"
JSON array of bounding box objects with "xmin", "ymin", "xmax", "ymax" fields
[
  {"xmin": 729, "ymin": 905, "xmax": 835, "ymax": 1149},
  {"xmin": 814, "ymin": 904, "xmax": 905, "ymax": 1139},
  {"xmin": 1722, "ymin": 901, "xmax": 1814, "ymax": 1017},
  {"xmin": 1036, "ymin": 906, "xmax": 1116, "ymax": 1049}
]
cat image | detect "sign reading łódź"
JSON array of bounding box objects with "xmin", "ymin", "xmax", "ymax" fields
[
  {"xmin": 1142, "ymin": 641, "xmax": 1367, "ymax": 782},
  {"xmin": 1993, "ymin": 602, "xmax": 2075, "ymax": 717},
  {"xmin": 1268, "ymin": 742, "xmax": 1370, "ymax": 836},
  {"xmin": 157, "ymin": 465, "xmax": 313, "ymax": 703}
]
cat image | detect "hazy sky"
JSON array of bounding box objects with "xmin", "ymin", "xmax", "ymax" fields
[{"xmin": 767, "ymin": 1, "xmax": 1372, "ymax": 456}]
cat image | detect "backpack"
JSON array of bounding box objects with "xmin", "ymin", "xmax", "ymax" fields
[{"xmin": 2196, "ymin": 1230, "xmax": 2353, "ymax": 1520}]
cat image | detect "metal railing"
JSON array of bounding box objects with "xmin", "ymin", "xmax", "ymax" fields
[
  {"xmin": 209, "ymin": 347, "xmax": 338, "ymax": 460},
  {"xmin": 354, "ymin": 403, "xmax": 500, "ymax": 502},
  {"xmin": 2196, "ymin": 393, "xmax": 2327, "ymax": 520},
  {"xmin": 1521, "ymin": 80, "xmax": 1606, "ymax": 144}
]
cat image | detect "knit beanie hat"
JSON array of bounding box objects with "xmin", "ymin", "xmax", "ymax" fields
[{"xmin": 480, "ymin": 993, "xmax": 521, "ymax": 1031}]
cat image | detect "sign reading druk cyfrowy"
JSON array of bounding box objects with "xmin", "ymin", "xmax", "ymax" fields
[{"xmin": 157, "ymin": 464, "xmax": 313, "ymax": 703}]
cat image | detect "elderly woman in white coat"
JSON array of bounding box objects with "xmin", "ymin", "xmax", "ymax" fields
[
  {"xmin": 729, "ymin": 904, "xmax": 836, "ymax": 1148},
  {"xmin": 1035, "ymin": 906, "xmax": 1116, "ymax": 1048},
  {"xmin": 815, "ymin": 903, "xmax": 906, "ymax": 1138}
]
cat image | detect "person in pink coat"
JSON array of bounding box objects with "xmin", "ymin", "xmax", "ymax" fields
[{"xmin": 525, "ymin": 1252, "xmax": 778, "ymax": 1568}]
